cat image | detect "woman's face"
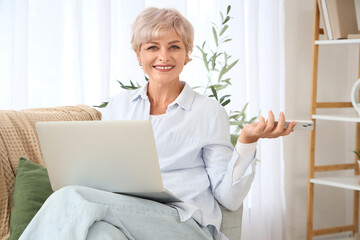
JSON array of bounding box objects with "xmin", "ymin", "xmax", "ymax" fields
[{"xmin": 136, "ymin": 29, "xmax": 188, "ymax": 85}]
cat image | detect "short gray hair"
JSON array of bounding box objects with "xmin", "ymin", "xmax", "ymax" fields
[{"xmin": 131, "ymin": 7, "xmax": 194, "ymax": 54}]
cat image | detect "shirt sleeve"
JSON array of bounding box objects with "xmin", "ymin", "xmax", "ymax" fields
[
  {"xmin": 202, "ymin": 106, "xmax": 257, "ymax": 211},
  {"xmin": 232, "ymin": 142, "xmax": 257, "ymax": 182}
]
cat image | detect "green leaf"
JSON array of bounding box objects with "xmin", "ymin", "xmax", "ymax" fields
[
  {"xmin": 218, "ymin": 66, "xmax": 227, "ymax": 82},
  {"xmin": 221, "ymin": 99, "xmax": 230, "ymax": 107},
  {"xmin": 353, "ymin": 150, "xmax": 360, "ymax": 159},
  {"xmin": 93, "ymin": 102, "xmax": 108, "ymax": 108},
  {"xmin": 117, "ymin": 80, "xmax": 140, "ymax": 90},
  {"xmin": 208, "ymin": 84, "xmax": 227, "ymax": 93},
  {"xmin": 220, "ymin": 11, "xmax": 224, "ymax": 23},
  {"xmin": 240, "ymin": 114, "xmax": 245, "ymax": 122},
  {"xmin": 197, "ymin": 46, "xmax": 209, "ymax": 71},
  {"xmin": 229, "ymin": 113, "xmax": 241, "ymax": 120},
  {"xmin": 222, "ymin": 78, "xmax": 232, "ymax": 85},
  {"xmin": 219, "ymin": 94, "xmax": 231, "ymax": 103},
  {"xmin": 240, "ymin": 102, "xmax": 249, "ymax": 113},
  {"xmin": 223, "ymin": 59, "xmax": 239, "ymax": 75},
  {"xmin": 223, "ymin": 38, "xmax": 232, "ymax": 43},
  {"xmin": 230, "ymin": 134, "xmax": 239, "ymax": 147},
  {"xmin": 210, "ymin": 86, "xmax": 218, "ymax": 100},
  {"xmin": 211, "ymin": 52, "xmax": 217, "ymax": 70},
  {"xmin": 249, "ymin": 116, "xmax": 258, "ymax": 122},
  {"xmin": 220, "ymin": 25, "xmax": 229, "ymax": 36},
  {"xmin": 212, "ymin": 26, "xmax": 218, "ymax": 47},
  {"xmin": 224, "ymin": 52, "xmax": 231, "ymax": 62},
  {"xmin": 223, "ymin": 16, "xmax": 230, "ymax": 25},
  {"xmin": 223, "ymin": 52, "xmax": 229, "ymax": 65},
  {"xmin": 227, "ymin": 5, "xmax": 231, "ymax": 15},
  {"xmin": 196, "ymin": 45, "xmax": 204, "ymax": 53}
]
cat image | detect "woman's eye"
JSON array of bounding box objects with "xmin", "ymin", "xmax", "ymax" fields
[
  {"xmin": 170, "ymin": 45, "xmax": 180, "ymax": 49},
  {"xmin": 147, "ymin": 46, "xmax": 157, "ymax": 50}
]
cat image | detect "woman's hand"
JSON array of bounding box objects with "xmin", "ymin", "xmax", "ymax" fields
[{"xmin": 238, "ymin": 111, "xmax": 295, "ymax": 144}]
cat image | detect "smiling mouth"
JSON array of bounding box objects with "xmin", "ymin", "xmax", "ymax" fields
[
  {"xmin": 153, "ymin": 65, "xmax": 175, "ymax": 72},
  {"xmin": 154, "ymin": 66, "xmax": 174, "ymax": 70}
]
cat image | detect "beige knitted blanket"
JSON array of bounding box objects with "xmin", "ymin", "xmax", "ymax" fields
[{"xmin": 0, "ymin": 105, "xmax": 102, "ymax": 240}]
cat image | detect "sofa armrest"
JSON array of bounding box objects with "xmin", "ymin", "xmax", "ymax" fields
[
  {"xmin": 220, "ymin": 204, "xmax": 243, "ymax": 240},
  {"xmin": 0, "ymin": 105, "xmax": 101, "ymax": 240}
]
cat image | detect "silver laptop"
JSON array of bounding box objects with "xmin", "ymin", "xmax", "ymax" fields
[{"xmin": 36, "ymin": 120, "xmax": 181, "ymax": 203}]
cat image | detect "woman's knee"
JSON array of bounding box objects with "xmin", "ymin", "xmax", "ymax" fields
[
  {"xmin": 87, "ymin": 221, "xmax": 129, "ymax": 240},
  {"xmin": 47, "ymin": 185, "xmax": 85, "ymax": 203}
]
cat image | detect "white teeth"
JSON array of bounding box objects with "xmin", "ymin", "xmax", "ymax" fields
[{"xmin": 154, "ymin": 66, "xmax": 174, "ymax": 69}]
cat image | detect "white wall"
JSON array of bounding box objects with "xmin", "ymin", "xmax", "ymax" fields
[{"xmin": 284, "ymin": 0, "xmax": 359, "ymax": 239}]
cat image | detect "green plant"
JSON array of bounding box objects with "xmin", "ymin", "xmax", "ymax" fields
[
  {"xmin": 93, "ymin": 77, "xmax": 148, "ymax": 108},
  {"xmin": 95, "ymin": 5, "xmax": 257, "ymax": 146},
  {"xmin": 195, "ymin": 5, "xmax": 257, "ymax": 146},
  {"xmin": 353, "ymin": 150, "xmax": 360, "ymax": 159}
]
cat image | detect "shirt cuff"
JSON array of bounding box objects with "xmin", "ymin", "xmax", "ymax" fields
[{"xmin": 232, "ymin": 141, "xmax": 257, "ymax": 183}]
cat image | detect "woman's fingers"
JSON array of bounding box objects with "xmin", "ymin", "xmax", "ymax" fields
[
  {"xmin": 263, "ymin": 111, "xmax": 275, "ymax": 135},
  {"xmin": 238, "ymin": 111, "xmax": 296, "ymax": 143},
  {"xmin": 281, "ymin": 121, "xmax": 296, "ymax": 136},
  {"xmin": 255, "ymin": 116, "xmax": 265, "ymax": 130},
  {"xmin": 276, "ymin": 112, "xmax": 286, "ymax": 131},
  {"xmin": 263, "ymin": 112, "xmax": 290, "ymax": 138}
]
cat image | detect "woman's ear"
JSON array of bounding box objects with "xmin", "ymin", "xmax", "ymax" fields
[
  {"xmin": 185, "ymin": 54, "xmax": 191, "ymax": 65},
  {"xmin": 135, "ymin": 51, "xmax": 142, "ymax": 66}
]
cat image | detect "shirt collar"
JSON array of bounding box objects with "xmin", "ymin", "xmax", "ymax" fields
[
  {"xmin": 169, "ymin": 81, "xmax": 195, "ymax": 111},
  {"xmin": 131, "ymin": 83, "xmax": 149, "ymax": 102},
  {"xmin": 131, "ymin": 81, "xmax": 195, "ymax": 111}
]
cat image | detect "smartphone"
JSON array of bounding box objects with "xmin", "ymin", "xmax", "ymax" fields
[{"xmin": 274, "ymin": 120, "xmax": 313, "ymax": 131}]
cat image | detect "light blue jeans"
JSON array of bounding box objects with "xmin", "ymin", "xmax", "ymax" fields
[{"xmin": 19, "ymin": 186, "xmax": 214, "ymax": 240}]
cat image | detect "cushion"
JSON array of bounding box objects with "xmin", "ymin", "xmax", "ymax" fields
[{"xmin": 9, "ymin": 158, "xmax": 53, "ymax": 240}]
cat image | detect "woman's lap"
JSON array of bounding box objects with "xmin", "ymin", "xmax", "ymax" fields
[
  {"xmin": 87, "ymin": 221, "xmax": 129, "ymax": 240},
  {"xmin": 20, "ymin": 186, "xmax": 213, "ymax": 240}
]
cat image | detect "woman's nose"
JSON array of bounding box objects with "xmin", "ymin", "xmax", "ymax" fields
[{"xmin": 158, "ymin": 49, "xmax": 170, "ymax": 62}]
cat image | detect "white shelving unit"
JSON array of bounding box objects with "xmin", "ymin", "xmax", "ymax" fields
[
  {"xmin": 306, "ymin": 1, "xmax": 360, "ymax": 239},
  {"xmin": 312, "ymin": 114, "xmax": 360, "ymax": 123},
  {"xmin": 315, "ymin": 39, "xmax": 360, "ymax": 45},
  {"xmin": 310, "ymin": 176, "xmax": 360, "ymax": 191}
]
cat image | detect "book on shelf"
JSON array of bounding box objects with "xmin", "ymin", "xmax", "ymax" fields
[
  {"xmin": 348, "ymin": 33, "xmax": 360, "ymax": 39},
  {"xmin": 325, "ymin": 0, "xmax": 358, "ymax": 40},
  {"xmin": 318, "ymin": 0, "xmax": 333, "ymax": 39},
  {"xmin": 317, "ymin": 0, "xmax": 358, "ymax": 40}
]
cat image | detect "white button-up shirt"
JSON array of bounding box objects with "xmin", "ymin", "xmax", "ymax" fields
[{"xmin": 102, "ymin": 81, "xmax": 256, "ymax": 239}]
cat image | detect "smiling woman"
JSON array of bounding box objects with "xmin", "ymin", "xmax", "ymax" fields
[
  {"xmin": 19, "ymin": 6, "xmax": 293, "ymax": 240},
  {"xmin": 1, "ymin": 1, "xmax": 289, "ymax": 239}
]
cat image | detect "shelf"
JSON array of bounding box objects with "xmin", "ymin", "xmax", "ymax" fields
[
  {"xmin": 315, "ymin": 39, "xmax": 360, "ymax": 45},
  {"xmin": 307, "ymin": 2, "xmax": 360, "ymax": 239},
  {"xmin": 310, "ymin": 175, "xmax": 360, "ymax": 191},
  {"xmin": 312, "ymin": 114, "xmax": 360, "ymax": 123}
]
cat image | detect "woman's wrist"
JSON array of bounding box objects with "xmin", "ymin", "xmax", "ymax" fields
[{"xmin": 238, "ymin": 132, "xmax": 259, "ymax": 144}]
